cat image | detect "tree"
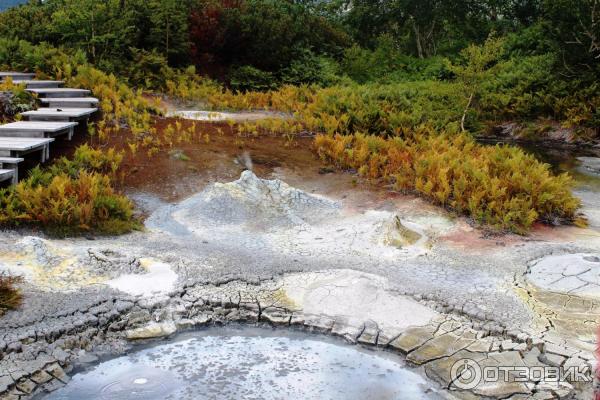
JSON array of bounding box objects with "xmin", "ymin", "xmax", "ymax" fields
[
  {"xmin": 449, "ymin": 35, "xmax": 505, "ymax": 132},
  {"xmin": 543, "ymin": 0, "xmax": 600, "ymax": 70},
  {"xmin": 145, "ymin": 0, "xmax": 192, "ymax": 66},
  {"xmin": 49, "ymin": 0, "xmax": 142, "ymax": 68},
  {"xmin": 189, "ymin": 0, "xmax": 349, "ymax": 74}
]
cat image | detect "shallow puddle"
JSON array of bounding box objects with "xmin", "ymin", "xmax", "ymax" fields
[{"xmin": 42, "ymin": 327, "xmax": 442, "ymax": 400}]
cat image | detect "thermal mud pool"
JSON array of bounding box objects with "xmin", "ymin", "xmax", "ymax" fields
[{"xmin": 38, "ymin": 327, "xmax": 441, "ymax": 400}]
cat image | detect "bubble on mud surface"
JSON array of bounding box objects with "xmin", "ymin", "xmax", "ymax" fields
[{"xmin": 43, "ymin": 328, "xmax": 443, "ymax": 400}]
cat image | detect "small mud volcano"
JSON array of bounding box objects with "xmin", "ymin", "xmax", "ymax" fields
[{"xmin": 41, "ymin": 328, "xmax": 442, "ymax": 400}]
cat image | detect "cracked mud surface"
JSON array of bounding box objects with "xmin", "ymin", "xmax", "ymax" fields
[{"xmin": 1, "ymin": 166, "xmax": 599, "ymax": 399}]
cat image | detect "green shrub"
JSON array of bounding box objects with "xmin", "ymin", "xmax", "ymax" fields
[
  {"xmin": 341, "ymin": 36, "xmax": 450, "ymax": 83},
  {"xmin": 125, "ymin": 48, "xmax": 174, "ymax": 89},
  {"xmin": 279, "ymin": 51, "xmax": 343, "ymax": 87},
  {"xmin": 229, "ymin": 65, "xmax": 278, "ymax": 92}
]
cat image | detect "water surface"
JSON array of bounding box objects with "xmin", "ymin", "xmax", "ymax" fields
[{"xmin": 44, "ymin": 327, "xmax": 442, "ymax": 400}]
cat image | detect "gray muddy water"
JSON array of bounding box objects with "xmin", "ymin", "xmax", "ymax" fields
[
  {"xmin": 42, "ymin": 327, "xmax": 443, "ymax": 400},
  {"xmin": 518, "ymin": 144, "xmax": 600, "ymax": 229}
]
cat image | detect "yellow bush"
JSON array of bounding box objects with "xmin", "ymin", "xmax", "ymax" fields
[
  {"xmin": 0, "ymin": 170, "xmax": 136, "ymax": 236},
  {"xmin": 314, "ymin": 130, "xmax": 581, "ymax": 233}
]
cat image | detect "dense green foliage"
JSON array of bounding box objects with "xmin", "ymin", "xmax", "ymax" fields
[
  {"xmin": 0, "ymin": 0, "xmax": 596, "ymax": 234},
  {"xmin": 1, "ymin": 0, "xmax": 595, "ymax": 94},
  {"xmin": 0, "ymin": 0, "xmax": 193, "ymax": 71}
]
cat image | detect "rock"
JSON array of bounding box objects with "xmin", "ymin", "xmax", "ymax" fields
[
  {"xmin": 357, "ymin": 321, "xmax": 379, "ymax": 345},
  {"xmin": 522, "ymin": 347, "xmax": 545, "ymax": 369},
  {"xmin": 513, "ymin": 343, "xmax": 528, "ymax": 352},
  {"xmin": 500, "ymin": 339, "xmax": 519, "ymax": 351},
  {"xmin": 15, "ymin": 379, "xmax": 36, "ymax": 394},
  {"xmin": 30, "ymin": 371, "xmax": 52, "ymax": 385},
  {"xmin": 492, "ymin": 122, "xmax": 521, "ymax": 138},
  {"xmin": 466, "ymin": 338, "xmax": 492, "ymax": 353},
  {"xmin": 175, "ymin": 318, "xmax": 195, "ymax": 330},
  {"xmin": 303, "ymin": 315, "xmax": 335, "ymax": 333},
  {"xmin": 330, "ymin": 321, "xmax": 363, "ymax": 343},
  {"xmin": 427, "ymin": 349, "xmax": 532, "ymax": 398},
  {"xmin": 74, "ymin": 351, "xmax": 98, "ymax": 365},
  {"xmin": 0, "ymin": 376, "xmax": 14, "ymax": 393},
  {"xmin": 0, "ymin": 391, "xmax": 22, "ymax": 400},
  {"xmin": 531, "ymin": 391, "xmax": 556, "ymax": 400},
  {"xmin": 260, "ymin": 308, "xmax": 291, "ymax": 326},
  {"xmin": 407, "ymin": 332, "xmax": 475, "ymax": 365},
  {"xmin": 125, "ymin": 321, "xmax": 177, "ymax": 340},
  {"xmin": 424, "ymin": 349, "xmax": 486, "ymax": 386},
  {"xmin": 281, "ymin": 270, "xmax": 438, "ymax": 336},
  {"xmin": 544, "ymin": 342, "xmax": 576, "ymax": 358},
  {"xmin": 50, "ymin": 348, "xmax": 70, "ymax": 364},
  {"xmin": 389, "ymin": 326, "xmax": 435, "ymax": 354},
  {"xmin": 540, "ymin": 352, "xmax": 565, "ymax": 367},
  {"xmin": 85, "ymin": 249, "xmax": 143, "ymax": 277},
  {"xmin": 39, "ymin": 379, "xmax": 65, "ymax": 393}
]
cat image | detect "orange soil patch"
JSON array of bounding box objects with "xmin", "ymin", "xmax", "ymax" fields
[{"xmin": 104, "ymin": 117, "xmax": 332, "ymax": 202}]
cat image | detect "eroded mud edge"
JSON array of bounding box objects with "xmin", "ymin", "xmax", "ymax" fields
[{"xmin": 1, "ymin": 276, "xmax": 595, "ymax": 400}]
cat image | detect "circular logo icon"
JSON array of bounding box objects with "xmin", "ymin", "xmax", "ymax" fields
[{"xmin": 451, "ymin": 358, "xmax": 482, "ymax": 390}]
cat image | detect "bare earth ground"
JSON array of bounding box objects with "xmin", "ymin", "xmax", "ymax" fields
[{"xmin": 0, "ymin": 115, "xmax": 598, "ymax": 399}]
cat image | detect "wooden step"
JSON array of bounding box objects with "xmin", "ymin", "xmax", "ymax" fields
[
  {"xmin": 0, "ymin": 121, "xmax": 78, "ymax": 140},
  {"xmin": 0, "ymin": 137, "xmax": 54, "ymax": 162},
  {"xmin": 21, "ymin": 107, "xmax": 97, "ymax": 122},
  {"xmin": 40, "ymin": 97, "xmax": 99, "ymax": 108},
  {"xmin": 0, "ymin": 72, "xmax": 36, "ymax": 80},
  {"xmin": 28, "ymin": 88, "xmax": 91, "ymax": 98},
  {"xmin": 0, "ymin": 157, "xmax": 24, "ymax": 164},
  {"xmin": 0, "ymin": 157, "xmax": 24, "ymax": 184},
  {"xmin": 0, "ymin": 169, "xmax": 15, "ymax": 185},
  {"xmin": 12, "ymin": 80, "xmax": 64, "ymax": 89}
]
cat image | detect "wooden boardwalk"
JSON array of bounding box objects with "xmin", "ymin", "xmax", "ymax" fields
[
  {"xmin": 20, "ymin": 108, "xmax": 97, "ymax": 122},
  {"xmin": 27, "ymin": 88, "xmax": 91, "ymax": 97},
  {"xmin": 12, "ymin": 80, "xmax": 64, "ymax": 88},
  {"xmin": 40, "ymin": 97, "xmax": 99, "ymax": 108},
  {"xmin": 0, "ymin": 72, "xmax": 99, "ymax": 184},
  {"xmin": 0, "ymin": 72, "xmax": 35, "ymax": 80},
  {"xmin": 0, "ymin": 121, "xmax": 78, "ymax": 139}
]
